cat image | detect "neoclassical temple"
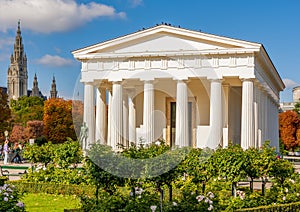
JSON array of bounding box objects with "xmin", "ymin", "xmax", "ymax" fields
[{"xmin": 72, "ymin": 24, "xmax": 284, "ymax": 151}]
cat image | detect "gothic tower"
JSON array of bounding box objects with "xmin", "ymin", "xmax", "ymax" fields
[
  {"xmin": 50, "ymin": 75, "xmax": 58, "ymax": 98},
  {"xmin": 7, "ymin": 21, "xmax": 28, "ymax": 100},
  {"xmin": 31, "ymin": 73, "xmax": 40, "ymax": 97}
]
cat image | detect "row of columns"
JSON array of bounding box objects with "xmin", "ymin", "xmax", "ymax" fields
[
  {"xmin": 83, "ymin": 78, "xmax": 279, "ymax": 151},
  {"xmin": 241, "ymin": 79, "xmax": 279, "ymax": 150},
  {"xmin": 83, "ymin": 79, "xmax": 195, "ymax": 149}
]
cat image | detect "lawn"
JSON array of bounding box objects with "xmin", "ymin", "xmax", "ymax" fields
[{"xmin": 22, "ymin": 193, "xmax": 81, "ymax": 212}]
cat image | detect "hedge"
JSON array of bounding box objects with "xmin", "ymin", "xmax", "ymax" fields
[
  {"xmin": 11, "ymin": 181, "xmax": 96, "ymax": 197},
  {"xmin": 236, "ymin": 201, "xmax": 300, "ymax": 212}
]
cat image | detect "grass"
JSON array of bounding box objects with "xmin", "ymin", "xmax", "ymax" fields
[{"xmin": 22, "ymin": 193, "xmax": 81, "ymax": 212}]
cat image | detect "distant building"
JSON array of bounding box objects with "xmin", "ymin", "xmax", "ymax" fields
[
  {"xmin": 280, "ymin": 86, "xmax": 300, "ymax": 112},
  {"xmin": 3, "ymin": 22, "xmax": 56, "ymax": 101},
  {"xmin": 7, "ymin": 21, "xmax": 28, "ymax": 100},
  {"xmin": 50, "ymin": 75, "xmax": 58, "ymax": 98}
]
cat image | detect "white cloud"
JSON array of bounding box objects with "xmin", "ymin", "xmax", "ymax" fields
[
  {"xmin": 283, "ymin": 78, "xmax": 299, "ymax": 89},
  {"xmin": 37, "ymin": 54, "xmax": 74, "ymax": 67},
  {"xmin": 0, "ymin": 0, "xmax": 126, "ymax": 33},
  {"xmin": 129, "ymin": 0, "xmax": 143, "ymax": 7}
]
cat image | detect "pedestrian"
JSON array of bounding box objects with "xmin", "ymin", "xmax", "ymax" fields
[
  {"xmin": 3, "ymin": 140, "xmax": 9, "ymax": 165},
  {"xmin": 11, "ymin": 142, "xmax": 22, "ymax": 163}
]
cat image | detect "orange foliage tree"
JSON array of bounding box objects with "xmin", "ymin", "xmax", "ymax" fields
[
  {"xmin": 43, "ymin": 98, "xmax": 77, "ymax": 143},
  {"xmin": 72, "ymin": 100, "xmax": 83, "ymax": 138},
  {"xmin": 279, "ymin": 110, "xmax": 300, "ymax": 150}
]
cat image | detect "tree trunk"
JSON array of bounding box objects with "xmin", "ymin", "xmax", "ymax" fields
[
  {"xmin": 168, "ymin": 184, "xmax": 172, "ymax": 202},
  {"xmin": 250, "ymin": 178, "xmax": 253, "ymax": 193},
  {"xmin": 95, "ymin": 185, "xmax": 99, "ymax": 205},
  {"xmin": 159, "ymin": 187, "xmax": 163, "ymax": 212},
  {"xmin": 262, "ymin": 179, "xmax": 265, "ymax": 196},
  {"xmin": 202, "ymin": 181, "xmax": 206, "ymax": 194},
  {"xmin": 232, "ymin": 182, "xmax": 237, "ymax": 197}
]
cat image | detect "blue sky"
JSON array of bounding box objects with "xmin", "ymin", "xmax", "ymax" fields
[{"xmin": 0, "ymin": 0, "xmax": 299, "ymax": 101}]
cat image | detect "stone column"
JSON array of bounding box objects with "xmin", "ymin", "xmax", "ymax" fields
[
  {"xmin": 111, "ymin": 82, "xmax": 123, "ymax": 149},
  {"xmin": 143, "ymin": 81, "xmax": 154, "ymax": 144},
  {"xmin": 128, "ymin": 89, "xmax": 136, "ymax": 144},
  {"xmin": 209, "ymin": 79, "xmax": 223, "ymax": 149},
  {"xmin": 175, "ymin": 80, "xmax": 189, "ymax": 147},
  {"xmin": 241, "ymin": 79, "xmax": 254, "ymax": 149},
  {"xmin": 83, "ymin": 83, "xmax": 95, "ymax": 150},
  {"xmin": 222, "ymin": 83, "xmax": 230, "ymax": 148},
  {"xmin": 254, "ymin": 84, "xmax": 258, "ymax": 148},
  {"xmin": 257, "ymin": 85, "xmax": 263, "ymax": 148},
  {"xmin": 95, "ymin": 86, "xmax": 107, "ymax": 144},
  {"xmin": 107, "ymin": 87, "xmax": 112, "ymax": 146},
  {"xmin": 123, "ymin": 91, "xmax": 129, "ymax": 147}
]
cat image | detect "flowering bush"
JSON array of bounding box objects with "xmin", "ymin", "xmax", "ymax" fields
[{"xmin": 0, "ymin": 184, "xmax": 25, "ymax": 211}]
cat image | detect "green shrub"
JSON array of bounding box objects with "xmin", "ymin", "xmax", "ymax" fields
[
  {"xmin": 236, "ymin": 201, "xmax": 300, "ymax": 211},
  {"xmin": 21, "ymin": 164, "xmax": 90, "ymax": 185}
]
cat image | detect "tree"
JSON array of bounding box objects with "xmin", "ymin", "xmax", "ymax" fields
[
  {"xmin": 26, "ymin": 120, "xmax": 44, "ymax": 139},
  {"xmin": 0, "ymin": 88, "xmax": 11, "ymax": 142},
  {"xmin": 43, "ymin": 98, "xmax": 77, "ymax": 143},
  {"xmin": 10, "ymin": 96, "xmax": 44, "ymax": 126},
  {"xmin": 293, "ymin": 102, "xmax": 300, "ymax": 115},
  {"xmin": 53, "ymin": 138, "xmax": 83, "ymax": 168},
  {"xmin": 72, "ymin": 100, "xmax": 83, "ymax": 138},
  {"xmin": 279, "ymin": 110, "xmax": 300, "ymax": 150},
  {"xmin": 10, "ymin": 125, "xmax": 27, "ymax": 143}
]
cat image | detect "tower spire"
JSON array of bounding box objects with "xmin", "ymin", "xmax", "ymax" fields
[
  {"xmin": 50, "ymin": 75, "xmax": 58, "ymax": 98},
  {"xmin": 7, "ymin": 21, "xmax": 28, "ymax": 100},
  {"xmin": 31, "ymin": 73, "xmax": 40, "ymax": 97}
]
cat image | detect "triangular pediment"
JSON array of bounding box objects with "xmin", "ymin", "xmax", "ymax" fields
[{"xmin": 73, "ymin": 25, "xmax": 261, "ymax": 58}]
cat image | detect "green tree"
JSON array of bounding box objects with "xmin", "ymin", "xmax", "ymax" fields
[
  {"xmin": 10, "ymin": 96, "xmax": 44, "ymax": 126},
  {"xmin": 293, "ymin": 102, "xmax": 300, "ymax": 115},
  {"xmin": 53, "ymin": 138, "xmax": 83, "ymax": 168},
  {"xmin": 210, "ymin": 145, "xmax": 246, "ymax": 197},
  {"xmin": 22, "ymin": 142, "xmax": 54, "ymax": 167},
  {"xmin": 0, "ymin": 88, "xmax": 11, "ymax": 141},
  {"xmin": 243, "ymin": 148, "xmax": 262, "ymax": 192},
  {"xmin": 84, "ymin": 144, "xmax": 125, "ymax": 203}
]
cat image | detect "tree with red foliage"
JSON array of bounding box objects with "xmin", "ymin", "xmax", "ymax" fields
[
  {"xmin": 279, "ymin": 110, "xmax": 300, "ymax": 151},
  {"xmin": 43, "ymin": 98, "xmax": 77, "ymax": 143},
  {"xmin": 26, "ymin": 120, "xmax": 44, "ymax": 139},
  {"xmin": 10, "ymin": 125, "xmax": 26, "ymax": 143}
]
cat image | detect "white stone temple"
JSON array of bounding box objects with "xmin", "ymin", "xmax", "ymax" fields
[{"xmin": 72, "ymin": 24, "xmax": 284, "ymax": 151}]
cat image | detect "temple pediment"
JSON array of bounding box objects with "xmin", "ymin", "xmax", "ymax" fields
[{"xmin": 73, "ymin": 25, "xmax": 261, "ymax": 59}]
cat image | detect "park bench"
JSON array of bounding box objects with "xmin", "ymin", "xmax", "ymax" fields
[{"xmin": 0, "ymin": 165, "xmax": 28, "ymax": 179}]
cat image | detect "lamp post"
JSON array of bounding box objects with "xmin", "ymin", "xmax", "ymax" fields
[{"xmin": 4, "ymin": 130, "xmax": 8, "ymax": 140}]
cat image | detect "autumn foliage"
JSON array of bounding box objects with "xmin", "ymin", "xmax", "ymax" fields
[
  {"xmin": 26, "ymin": 120, "xmax": 44, "ymax": 139},
  {"xmin": 72, "ymin": 100, "xmax": 84, "ymax": 138},
  {"xmin": 43, "ymin": 98, "xmax": 77, "ymax": 143},
  {"xmin": 279, "ymin": 110, "xmax": 300, "ymax": 150},
  {"xmin": 10, "ymin": 125, "xmax": 27, "ymax": 143}
]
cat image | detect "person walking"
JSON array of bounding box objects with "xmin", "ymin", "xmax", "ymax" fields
[{"xmin": 3, "ymin": 140, "xmax": 9, "ymax": 165}]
